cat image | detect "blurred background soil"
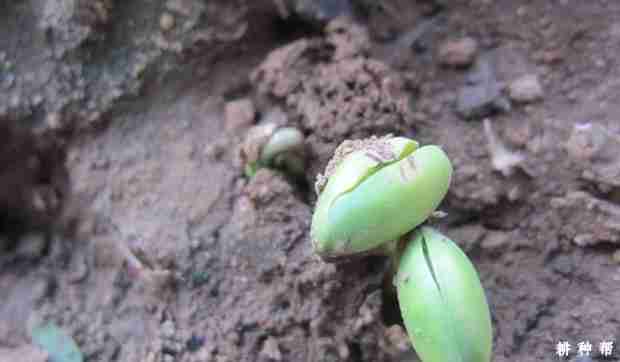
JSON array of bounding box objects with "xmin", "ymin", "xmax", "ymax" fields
[{"xmin": 1, "ymin": 0, "xmax": 620, "ymax": 361}]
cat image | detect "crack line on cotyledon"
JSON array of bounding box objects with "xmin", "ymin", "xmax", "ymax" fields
[{"xmin": 421, "ymin": 235, "xmax": 443, "ymax": 296}]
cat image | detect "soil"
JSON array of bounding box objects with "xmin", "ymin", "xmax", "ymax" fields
[{"xmin": 1, "ymin": 1, "xmax": 620, "ymax": 361}]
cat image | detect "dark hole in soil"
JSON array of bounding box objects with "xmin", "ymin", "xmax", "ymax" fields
[
  {"xmin": 381, "ymin": 281, "xmax": 404, "ymax": 327},
  {"xmin": 0, "ymin": 122, "xmax": 68, "ymax": 241},
  {"xmin": 349, "ymin": 342, "xmax": 363, "ymax": 361},
  {"xmin": 270, "ymin": 12, "xmax": 321, "ymax": 43},
  {"xmin": 373, "ymin": 255, "xmax": 404, "ymax": 327}
]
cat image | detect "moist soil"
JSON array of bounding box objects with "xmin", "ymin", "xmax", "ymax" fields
[{"xmin": 1, "ymin": 1, "xmax": 620, "ymax": 361}]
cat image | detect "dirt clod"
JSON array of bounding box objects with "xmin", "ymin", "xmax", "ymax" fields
[
  {"xmin": 438, "ymin": 37, "xmax": 479, "ymax": 67},
  {"xmin": 508, "ymin": 74, "xmax": 544, "ymax": 103},
  {"xmin": 160, "ymin": 13, "xmax": 175, "ymax": 31},
  {"xmin": 225, "ymin": 98, "xmax": 256, "ymax": 132}
]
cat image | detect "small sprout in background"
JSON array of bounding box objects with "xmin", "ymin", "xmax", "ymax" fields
[
  {"xmin": 30, "ymin": 322, "xmax": 83, "ymax": 362},
  {"xmin": 260, "ymin": 126, "xmax": 305, "ymax": 175},
  {"xmin": 310, "ymin": 135, "xmax": 493, "ymax": 362},
  {"xmin": 240, "ymin": 109, "xmax": 305, "ymax": 179}
]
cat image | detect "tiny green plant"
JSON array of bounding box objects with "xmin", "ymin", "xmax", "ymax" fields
[
  {"xmin": 311, "ymin": 135, "xmax": 492, "ymax": 362},
  {"xmin": 242, "ymin": 123, "xmax": 305, "ymax": 178}
]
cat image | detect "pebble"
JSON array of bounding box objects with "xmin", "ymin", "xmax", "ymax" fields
[
  {"xmin": 508, "ymin": 74, "xmax": 543, "ymax": 103},
  {"xmin": 2, "ymin": 73, "xmax": 15, "ymax": 88},
  {"xmin": 612, "ymin": 249, "xmax": 620, "ymax": 264},
  {"xmin": 224, "ymin": 98, "xmax": 255, "ymax": 131},
  {"xmin": 10, "ymin": 94, "xmax": 20, "ymax": 108},
  {"xmin": 16, "ymin": 233, "xmax": 47, "ymax": 259},
  {"xmin": 68, "ymin": 253, "xmax": 90, "ymax": 283},
  {"xmin": 385, "ymin": 325, "xmax": 410, "ymax": 352},
  {"xmin": 481, "ymin": 231, "xmax": 510, "ymax": 250},
  {"xmin": 260, "ymin": 337, "xmax": 282, "ymax": 361},
  {"xmin": 541, "ymin": 49, "xmax": 564, "ymax": 64},
  {"xmin": 566, "ymin": 90, "xmax": 578, "ymax": 103},
  {"xmin": 438, "ymin": 37, "xmax": 479, "ymax": 67},
  {"xmin": 161, "ymin": 320, "xmax": 176, "ymax": 339},
  {"xmin": 160, "ymin": 12, "xmax": 175, "ymax": 31},
  {"xmin": 46, "ymin": 112, "xmax": 62, "ymax": 130},
  {"xmin": 186, "ymin": 334, "xmax": 205, "ymax": 352},
  {"xmin": 564, "ymin": 122, "xmax": 610, "ymax": 161},
  {"xmin": 32, "ymin": 94, "xmax": 43, "ymax": 106},
  {"xmin": 448, "ymin": 224, "xmax": 487, "ymax": 249},
  {"xmin": 457, "ymin": 58, "xmax": 510, "ymax": 119}
]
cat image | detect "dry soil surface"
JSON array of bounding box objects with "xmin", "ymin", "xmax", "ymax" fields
[{"xmin": 1, "ymin": 1, "xmax": 620, "ymax": 362}]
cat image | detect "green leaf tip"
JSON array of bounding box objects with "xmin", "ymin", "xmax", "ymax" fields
[
  {"xmin": 242, "ymin": 124, "xmax": 306, "ymax": 178},
  {"xmin": 30, "ymin": 322, "xmax": 84, "ymax": 362},
  {"xmin": 396, "ymin": 227, "xmax": 493, "ymax": 362},
  {"xmin": 260, "ymin": 127, "xmax": 305, "ymax": 165},
  {"xmin": 311, "ymin": 136, "xmax": 452, "ymax": 260}
]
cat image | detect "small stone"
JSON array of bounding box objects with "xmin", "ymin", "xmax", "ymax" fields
[
  {"xmin": 31, "ymin": 278, "xmax": 54, "ymax": 303},
  {"xmin": 612, "ymin": 249, "xmax": 620, "ymax": 264},
  {"xmin": 541, "ymin": 49, "xmax": 563, "ymax": 64},
  {"xmin": 412, "ymin": 111, "xmax": 427, "ymax": 122},
  {"xmin": 46, "ymin": 112, "xmax": 62, "ymax": 130},
  {"xmin": 573, "ymin": 233, "xmax": 594, "ymax": 246},
  {"xmin": 186, "ymin": 334, "xmax": 205, "ymax": 352},
  {"xmin": 161, "ymin": 320, "xmax": 176, "ymax": 339},
  {"xmin": 566, "ymin": 91, "xmax": 578, "ymax": 103},
  {"xmin": 337, "ymin": 344, "xmax": 350, "ymax": 359},
  {"xmin": 385, "ymin": 325, "xmax": 410, "ymax": 352},
  {"xmin": 2, "ymin": 73, "xmax": 15, "ymax": 88},
  {"xmin": 565, "ymin": 122, "xmax": 611, "ymax": 161},
  {"xmin": 508, "ymin": 74, "xmax": 543, "ymax": 103},
  {"xmin": 16, "ymin": 233, "xmax": 47, "ymax": 259},
  {"xmin": 538, "ymin": 17, "xmax": 552, "ymax": 29},
  {"xmin": 32, "ymin": 94, "xmax": 43, "ymax": 106},
  {"xmin": 204, "ymin": 140, "xmax": 226, "ymax": 160},
  {"xmin": 507, "ymin": 185, "xmax": 522, "ymax": 202},
  {"xmin": 91, "ymin": 156, "xmax": 110, "ymax": 170},
  {"xmin": 484, "ymin": 118, "xmax": 525, "ymax": 176},
  {"xmin": 260, "ymin": 337, "xmax": 282, "ymax": 361},
  {"xmin": 481, "ymin": 231, "xmax": 510, "ymax": 250},
  {"xmin": 438, "ymin": 37, "xmax": 479, "ymax": 67},
  {"xmin": 9, "ymin": 94, "xmax": 20, "ymax": 108},
  {"xmin": 160, "ymin": 12, "xmax": 175, "ymax": 31},
  {"xmin": 457, "ymin": 57, "xmax": 509, "ymax": 119},
  {"xmin": 447, "ymin": 224, "xmax": 486, "ymax": 250},
  {"xmin": 224, "ymin": 98, "xmax": 255, "ymax": 131},
  {"xmin": 68, "ymin": 253, "xmax": 89, "ymax": 283}
]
